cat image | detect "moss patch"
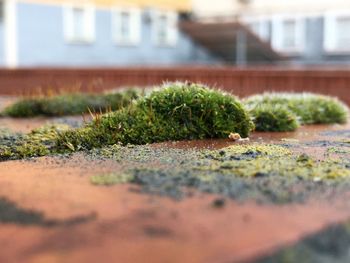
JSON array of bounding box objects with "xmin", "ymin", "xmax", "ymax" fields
[
  {"xmin": 0, "ymin": 196, "xmax": 95, "ymax": 227},
  {"xmin": 1, "ymin": 89, "xmax": 140, "ymax": 117},
  {"xmin": 200, "ymin": 144, "xmax": 349, "ymax": 180},
  {"xmin": 257, "ymin": 220, "xmax": 350, "ymax": 263},
  {"xmin": 0, "ymin": 124, "xmax": 71, "ymax": 160},
  {"xmin": 88, "ymin": 142, "xmax": 350, "ymax": 203},
  {"xmin": 245, "ymin": 93, "xmax": 349, "ymax": 131},
  {"xmin": 247, "ymin": 104, "xmax": 300, "ymax": 132},
  {"xmin": 1, "ymin": 83, "xmax": 254, "ymax": 160},
  {"xmin": 90, "ymin": 173, "xmax": 134, "ymax": 186},
  {"xmin": 56, "ymin": 82, "xmax": 254, "ymax": 151}
]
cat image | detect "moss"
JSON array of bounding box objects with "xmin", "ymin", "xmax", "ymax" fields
[
  {"xmin": 94, "ymin": 142, "xmax": 350, "ymax": 203},
  {"xmin": 258, "ymin": 220, "xmax": 350, "ymax": 263},
  {"xmin": 206, "ymin": 143, "xmax": 292, "ymax": 160},
  {"xmin": 327, "ymin": 146, "xmax": 350, "ymax": 154},
  {"xmin": 0, "ymin": 145, "xmax": 13, "ymax": 158},
  {"xmin": 199, "ymin": 144, "xmax": 349, "ymax": 180},
  {"xmin": 244, "ymin": 93, "xmax": 349, "ymax": 129},
  {"xmin": 248, "ymin": 104, "xmax": 300, "ymax": 132},
  {"xmin": 2, "ymin": 89, "xmax": 141, "ymax": 117},
  {"xmin": 56, "ymin": 82, "xmax": 254, "ymax": 151},
  {"xmin": 0, "ymin": 196, "xmax": 95, "ymax": 227},
  {"xmin": 0, "ymin": 124, "xmax": 71, "ymax": 160},
  {"xmin": 90, "ymin": 173, "xmax": 134, "ymax": 186}
]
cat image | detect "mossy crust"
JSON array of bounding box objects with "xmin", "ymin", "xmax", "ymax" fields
[
  {"xmin": 201, "ymin": 144, "xmax": 349, "ymax": 180},
  {"xmin": 0, "ymin": 124, "xmax": 71, "ymax": 160},
  {"xmin": 245, "ymin": 93, "xmax": 349, "ymax": 131},
  {"xmin": 90, "ymin": 173, "xmax": 134, "ymax": 186},
  {"xmin": 57, "ymin": 82, "xmax": 254, "ymax": 151},
  {"xmin": 88, "ymin": 142, "xmax": 350, "ymax": 203},
  {"xmin": 1, "ymin": 89, "xmax": 140, "ymax": 117},
  {"xmin": 257, "ymin": 220, "xmax": 350, "ymax": 263},
  {"xmin": 0, "ymin": 196, "xmax": 95, "ymax": 227}
]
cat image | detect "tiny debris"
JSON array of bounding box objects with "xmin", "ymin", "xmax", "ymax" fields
[
  {"xmin": 229, "ymin": 133, "xmax": 241, "ymax": 141},
  {"xmin": 313, "ymin": 177, "xmax": 322, "ymax": 182},
  {"xmin": 229, "ymin": 133, "xmax": 250, "ymax": 142},
  {"xmin": 281, "ymin": 138, "xmax": 300, "ymax": 143}
]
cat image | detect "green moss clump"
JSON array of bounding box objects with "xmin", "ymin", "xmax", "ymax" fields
[
  {"xmin": 90, "ymin": 173, "xmax": 134, "ymax": 186},
  {"xmin": 244, "ymin": 93, "xmax": 349, "ymax": 129},
  {"xmin": 248, "ymin": 104, "xmax": 300, "ymax": 132},
  {"xmin": 2, "ymin": 89, "xmax": 140, "ymax": 117},
  {"xmin": 56, "ymin": 82, "xmax": 254, "ymax": 151}
]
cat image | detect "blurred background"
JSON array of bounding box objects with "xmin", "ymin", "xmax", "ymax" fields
[
  {"xmin": 0, "ymin": 0, "xmax": 350, "ymax": 98},
  {"xmin": 1, "ymin": 0, "xmax": 350, "ymax": 67}
]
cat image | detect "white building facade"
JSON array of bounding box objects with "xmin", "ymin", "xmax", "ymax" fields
[{"xmin": 192, "ymin": 0, "xmax": 350, "ymax": 64}]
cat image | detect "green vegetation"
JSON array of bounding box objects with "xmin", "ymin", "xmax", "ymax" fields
[
  {"xmin": 2, "ymin": 84, "xmax": 350, "ymax": 162},
  {"xmin": 1, "ymin": 89, "xmax": 140, "ymax": 117},
  {"xmin": 248, "ymin": 104, "xmax": 300, "ymax": 132},
  {"xmin": 90, "ymin": 173, "xmax": 134, "ymax": 186},
  {"xmin": 206, "ymin": 144, "xmax": 292, "ymax": 159},
  {"xmin": 244, "ymin": 93, "xmax": 349, "ymax": 132},
  {"xmin": 0, "ymin": 124, "xmax": 70, "ymax": 160},
  {"xmin": 56, "ymin": 82, "xmax": 254, "ymax": 151},
  {"xmin": 258, "ymin": 220, "xmax": 350, "ymax": 263},
  {"xmin": 0, "ymin": 197, "xmax": 95, "ymax": 226},
  {"xmin": 92, "ymin": 143, "xmax": 349, "ymax": 182},
  {"xmin": 201, "ymin": 144, "xmax": 349, "ymax": 180},
  {"xmin": 0, "ymin": 82, "xmax": 254, "ymax": 159},
  {"xmin": 89, "ymin": 142, "xmax": 350, "ymax": 204}
]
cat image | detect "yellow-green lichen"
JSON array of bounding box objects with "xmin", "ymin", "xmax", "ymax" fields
[
  {"xmin": 205, "ymin": 144, "xmax": 292, "ymax": 160},
  {"xmin": 0, "ymin": 124, "xmax": 71, "ymax": 160},
  {"xmin": 90, "ymin": 173, "xmax": 134, "ymax": 186},
  {"xmin": 198, "ymin": 144, "xmax": 350, "ymax": 180}
]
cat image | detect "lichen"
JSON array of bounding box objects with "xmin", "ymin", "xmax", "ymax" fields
[
  {"xmin": 199, "ymin": 144, "xmax": 349, "ymax": 180},
  {"xmin": 87, "ymin": 143, "xmax": 350, "ymax": 204},
  {"xmin": 90, "ymin": 173, "xmax": 134, "ymax": 186},
  {"xmin": 0, "ymin": 124, "xmax": 71, "ymax": 160},
  {"xmin": 205, "ymin": 144, "xmax": 292, "ymax": 160},
  {"xmin": 257, "ymin": 220, "xmax": 350, "ymax": 263}
]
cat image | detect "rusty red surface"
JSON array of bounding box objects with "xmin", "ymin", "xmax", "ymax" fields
[
  {"xmin": 0, "ymin": 155, "xmax": 350, "ymax": 263},
  {"xmin": 0, "ymin": 120, "xmax": 350, "ymax": 262}
]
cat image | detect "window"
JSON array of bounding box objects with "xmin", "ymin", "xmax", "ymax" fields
[
  {"xmin": 271, "ymin": 15, "xmax": 305, "ymax": 53},
  {"xmin": 63, "ymin": 4, "xmax": 95, "ymax": 43},
  {"xmin": 324, "ymin": 11, "xmax": 350, "ymax": 53},
  {"xmin": 153, "ymin": 11, "xmax": 178, "ymax": 47},
  {"xmin": 336, "ymin": 17, "xmax": 350, "ymax": 47},
  {"xmin": 282, "ymin": 19, "xmax": 297, "ymax": 48},
  {"xmin": 112, "ymin": 8, "xmax": 141, "ymax": 45},
  {"xmin": 72, "ymin": 7, "xmax": 86, "ymax": 40}
]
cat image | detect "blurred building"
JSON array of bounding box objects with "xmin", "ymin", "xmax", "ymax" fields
[
  {"xmin": 2, "ymin": 0, "xmax": 349, "ymax": 68},
  {"xmin": 190, "ymin": 0, "xmax": 350, "ymax": 65},
  {"xmin": 0, "ymin": 0, "xmax": 219, "ymax": 67}
]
